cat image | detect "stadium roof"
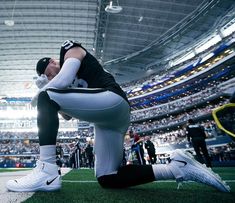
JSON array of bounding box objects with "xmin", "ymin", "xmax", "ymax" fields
[{"xmin": 0, "ymin": 0, "xmax": 234, "ymax": 98}]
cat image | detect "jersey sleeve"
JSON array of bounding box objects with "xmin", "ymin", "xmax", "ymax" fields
[{"xmin": 59, "ymin": 40, "xmax": 83, "ymax": 68}]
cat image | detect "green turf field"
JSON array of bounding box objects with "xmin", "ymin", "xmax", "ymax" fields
[{"xmin": 22, "ymin": 167, "xmax": 235, "ymax": 203}]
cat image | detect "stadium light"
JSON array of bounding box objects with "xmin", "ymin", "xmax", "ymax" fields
[
  {"xmin": 4, "ymin": 20, "xmax": 14, "ymax": 26},
  {"xmin": 105, "ymin": 1, "xmax": 122, "ymax": 13},
  {"xmin": 4, "ymin": 0, "xmax": 17, "ymax": 27}
]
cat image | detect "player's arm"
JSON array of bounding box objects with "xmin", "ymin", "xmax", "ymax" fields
[
  {"xmin": 31, "ymin": 46, "xmax": 86, "ymax": 106},
  {"xmin": 36, "ymin": 44, "xmax": 86, "ymax": 92},
  {"xmin": 42, "ymin": 47, "xmax": 85, "ymax": 90}
]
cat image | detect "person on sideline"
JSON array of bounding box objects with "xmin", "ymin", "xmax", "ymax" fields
[
  {"xmin": 144, "ymin": 136, "xmax": 156, "ymax": 164},
  {"xmin": 85, "ymin": 141, "xmax": 94, "ymax": 169},
  {"xmin": 6, "ymin": 40, "xmax": 230, "ymax": 192},
  {"xmin": 186, "ymin": 119, "xmax": 212, "ymax": 167},
  {"xmin": 131, "ymin": 133, "xmax": 146, "ymax": 165}
]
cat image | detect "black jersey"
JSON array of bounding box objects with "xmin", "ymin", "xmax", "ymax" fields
[{"xmin": 59, "ymin": 40, "xmax": 129, "ymax": 103}]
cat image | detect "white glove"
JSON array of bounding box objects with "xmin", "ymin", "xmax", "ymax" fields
[{"xmin": 35, "ymin": 74, "xmax": 49, "ymax": 89}]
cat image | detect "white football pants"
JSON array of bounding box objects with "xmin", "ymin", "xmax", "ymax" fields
[{"xmin": 46, "ymin": 88, "xmax": 130, "ymax": 177}]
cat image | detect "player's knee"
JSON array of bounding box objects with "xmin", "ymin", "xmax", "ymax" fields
[
  {"xmin": 37, "ymin": 91, "xmax": 60, "ymax": 111},
  {"xmin": 97, "ymin": 175, "xmax": 116, "ymax": 188}
]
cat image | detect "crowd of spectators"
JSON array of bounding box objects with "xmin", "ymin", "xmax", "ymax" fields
[
  {"xmin": 130, "ymin": 87, "xmax": 221, "ymax": 121},
  {"xmin": 0, "ymin": 118, "xmax": 78, "ymax": 131},
  {"xmin": 0, "ymin": 140, "xmax": 39, "ymax": 155},
  {"xmin": 123, "ymin": 121, "xmax": 235, "ymax": 166},
  {"xmin": 148, "ymin": 120, "xmax": 217, "ymax": 146},
  {"xmin": 130, "ymin": 100, "xmax": 227, "ymax": 134},
  {"xmin": 0, "ymin": 117, "xmax": 234, "ymax": 168},
  {"xmin": 0, "ymin": 130, "xmax": 92, "ymax": 140},
  {"xmin": 0, "ymin": 128, "xmax": 94, "ymax": 154},
  {"xmin": 0, "ymin": 130, "xmax": 95, "ymax": 168}
]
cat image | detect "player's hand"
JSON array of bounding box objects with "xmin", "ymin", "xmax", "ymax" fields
[{"xmin": 35, "ymin": 74, "xmax": 49, "ymax": 89}]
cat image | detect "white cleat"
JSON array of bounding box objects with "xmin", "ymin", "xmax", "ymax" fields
[
  {"xmin": 169, "ymin": 149, "xmax": 230, "ymax": 192},
  {"xmin": 6, "ymin": 160, "xmax": 61, "ymax": 192}
]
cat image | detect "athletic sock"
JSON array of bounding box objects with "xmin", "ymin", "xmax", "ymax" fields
[
  {"xmin": 152, "ymin": 164, "xmax": 175, "ymax": 180},
  {"xmin": 39, "ymin": 145, "xmax": 56, "ymax": 165}
]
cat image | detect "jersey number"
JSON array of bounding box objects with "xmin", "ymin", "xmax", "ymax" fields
[
  {"xmin": 62, "ymin": 40, "xmax": 74, "ymax": 50},
  {"xmin": 72, "ymin": 78, "xmax": 88, "ymax": 88}
]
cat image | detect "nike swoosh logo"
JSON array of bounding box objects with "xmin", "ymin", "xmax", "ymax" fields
[
  {"xmin": 174, "ymin": 159, "xmax": 187, "ymax": 166},
  {"xmin": 46, "ymin": 176, "xmax": 58, "ymax": 185}
]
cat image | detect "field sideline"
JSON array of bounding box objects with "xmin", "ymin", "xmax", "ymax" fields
[{"xmin": 10, "ymin": 167, "xmax": 233, "ymax": 203}]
